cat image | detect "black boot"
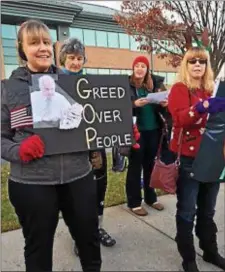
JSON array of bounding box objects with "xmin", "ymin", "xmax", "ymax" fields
[
  {"xmin": 203, "ymin": 252, "xmax": 225, "ymax": 270},
  {"xmin": 196, "ymin": 219, "xmax": 225, "ymax": 270},
  {"xmin": 182, "ymin": 261, "xmax": 199, "ymax": 272},
  {"xmin": 175, "ymin": 216, "xmax": 196, "ymax": 261},
  {"xmin": 73, "ymin": 242, "xmax": 79, "ymax": 256},
  {"xmin": 176, "ymin": 216, "xmax": 199, "ymax": 271}
]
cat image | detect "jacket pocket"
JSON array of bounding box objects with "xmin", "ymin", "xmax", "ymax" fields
[{"xmin": 21, "ymin": 156, "xmax": 59, "ymax": 182}]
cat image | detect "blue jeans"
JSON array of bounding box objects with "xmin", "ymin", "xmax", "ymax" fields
[{"xmin": 175, "ymin": 156, "xmax": 220, "ymax": 262}]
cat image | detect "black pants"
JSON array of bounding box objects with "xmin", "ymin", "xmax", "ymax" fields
[
  {"xmin": 93, "ymin": 149, "xmax": 107, "ymax": 217},
  {"xmin": 175, "ymin": 156, "xmax": 220, "ymax": 262},
  {"xmin": 126, "ymin": 129, "xmax": 159, "ymax": 208},
  {"xmin": 8, "ymin": 173, "xmax": 101, "ymax": 272}
]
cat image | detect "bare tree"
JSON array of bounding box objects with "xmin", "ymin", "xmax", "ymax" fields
[{"xmin": 115, "ymin": 1, "xmax": 225, "ymax": 77}]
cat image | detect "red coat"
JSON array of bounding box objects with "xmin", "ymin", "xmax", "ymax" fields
[{"xmin": 168, "ymin": 82, "xmax": 210, "ymax": 158}]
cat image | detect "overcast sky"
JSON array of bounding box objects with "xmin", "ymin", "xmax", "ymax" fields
[{"xmin": 79, "ymin": 1, "xmax": 122, "ymax": 10}]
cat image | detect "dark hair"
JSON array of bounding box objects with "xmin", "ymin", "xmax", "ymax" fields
[
  {"xmin": 17, "ymin": 19, "xmax": 51, "ymax": 61},
  {"xmin": 59, "ymin": 38, "xmax": 86, "ymax": 66},
  {"xmin": 130, "ymin": 71, "xmax": 153, "ymax": 91}
]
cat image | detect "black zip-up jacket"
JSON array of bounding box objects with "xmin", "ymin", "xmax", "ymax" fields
[{"xmin": 129, "ymin": 74, "xmax": 168, "ymax": 128}]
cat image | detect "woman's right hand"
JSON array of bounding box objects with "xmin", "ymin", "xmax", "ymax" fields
[
  {"xmin": 134, "ymin": 98, "xmax": 149, "ymax": 107},
  {"xmin": 195, "ymin": 97, "xmax": 225, "ymax": 114},
  {"xmin": 19, "ymin": 135, "xmax": 45, "ymax": 163}
]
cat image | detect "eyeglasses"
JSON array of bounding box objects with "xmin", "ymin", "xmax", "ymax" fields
[{"xmin": 187, "ymin": 58, "xmax": 207, "ymax": 65}]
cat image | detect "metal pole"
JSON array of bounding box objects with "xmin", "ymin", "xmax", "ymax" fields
[{"xmin": 150, "ymin": 38, "xmax": 154, "ymax": 74}]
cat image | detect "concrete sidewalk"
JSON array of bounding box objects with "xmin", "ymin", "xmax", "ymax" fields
[{"xmin": 2, "ymin": 184, "xmax": 224, "ymax": 271}]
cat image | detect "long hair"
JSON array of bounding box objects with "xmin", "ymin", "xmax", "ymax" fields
[
  {"xmin": 130, "ymin": 70, "xmax": 153, "ymax": 91},
  {"xmin": 176, "ymin": 47, "xmax": 214, "ymax": 94}
]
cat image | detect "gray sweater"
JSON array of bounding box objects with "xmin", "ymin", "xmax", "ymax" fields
[{"xmin": 1, "ymin": 66, "xmax": 91, "ymax": 185}]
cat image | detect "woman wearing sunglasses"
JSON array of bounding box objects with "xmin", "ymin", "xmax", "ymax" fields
[{"xmin": 168, "ymin": 47, "xmax": 225, "ymax": 272}]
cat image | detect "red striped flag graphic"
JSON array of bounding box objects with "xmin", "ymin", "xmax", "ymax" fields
[{"xmin": 10, "ymin": 106, "xmax": 33, "ymax": 129}]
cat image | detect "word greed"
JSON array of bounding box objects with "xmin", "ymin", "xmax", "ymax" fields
[{"xmin": 76, "ymin": 77, "xmax": 132, "ymax": 149}]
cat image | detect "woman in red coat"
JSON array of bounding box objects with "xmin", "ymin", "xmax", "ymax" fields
[{"xmin": 168, "ymin": 47, "xmax": 225, "ymax": 272}]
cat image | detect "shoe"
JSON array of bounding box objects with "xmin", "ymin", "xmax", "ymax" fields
[
  {"xmin": 150, "ymin": 202, "xmax": 164, "ymax": 211},
  {"xmin": 74, "ymin": 242, "xmax": 79, "ymax": 256},
  {"xmin": 130, "ymin": 206, "xmax": 148, "ymax": 216},
  {"xmin": 99, "ymin": 228, "xmax": 116, "ymax": 247},
  {"xmin": 203, "ymin": 252, "xmax": 225, "ymax": 270},
  {"xmin": 182, "ymin": 261, "xmax": 199, "ymax": 272}
]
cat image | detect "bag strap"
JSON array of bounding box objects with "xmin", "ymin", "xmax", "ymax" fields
[
  {"xmin": 175, "ymin": 89, "xmax": 192, "ymax": 165},
  {"xmin": 156, "ymin": 88, "xmax": 192, "ymax": 162},
  {"xmin": 155, "ymin": 128, "xmax": 166, "ymax": 159}
]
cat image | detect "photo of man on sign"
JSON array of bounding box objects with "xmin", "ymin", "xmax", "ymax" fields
[{"xmin": 30, "ymin": 75, "xmax": 84, "ymax": 130}]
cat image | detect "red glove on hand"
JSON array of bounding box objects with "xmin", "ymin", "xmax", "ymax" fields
[
  {"xmin": 19, "ymin": 135, "xmax": 45, "ymax": 163},
  {"xmin": 132, "ymin": 124, "xmax": 140, "ymax": 149}
]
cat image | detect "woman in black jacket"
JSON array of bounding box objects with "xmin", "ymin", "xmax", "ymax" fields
[
  {"xmin": 59, "ymin": 37, "xmax": 116, "ymax": 250},
  {"xmin": 126, "ymin": 56, "xmax": 167, "ymax": 216},
  {"xmin": 1, "ymin": 20, "xmax": 101, "ymax": 272}
]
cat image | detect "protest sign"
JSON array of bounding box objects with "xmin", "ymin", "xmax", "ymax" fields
[
  {"xmin": 192, "ymin": 80, "xmax": 225, "ymax": 182},
  {"xmin": 30, "ymin": 74, "xmax": 133, "ymax": 155}
]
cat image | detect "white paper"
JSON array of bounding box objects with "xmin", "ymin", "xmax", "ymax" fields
[
  {"xmin": 59, "ymin": 103, "xmax": 84, "ymax": 130},
  {"xmin": 146, "ymin": 90, "xmax": 169, "ymax": 104}
]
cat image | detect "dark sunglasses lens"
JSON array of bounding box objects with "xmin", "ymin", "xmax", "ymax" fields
[
  {"xmin": 188, "ymin": 59, "xmax": 197, "ymax": 64},
  {"xmin": 199, "ymin": 59, "xmax": 207, "ymax": 64},
  {"xmin": 188, "ymin": 59, "xmax": 207, "ymax": 65}
]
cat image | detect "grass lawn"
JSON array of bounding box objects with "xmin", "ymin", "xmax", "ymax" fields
[{"xmin": 1, "ymin": 155, "xmax": 165, "ymax": 233}]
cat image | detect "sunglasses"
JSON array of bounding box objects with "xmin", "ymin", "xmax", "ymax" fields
[{"xmin": 187, "ymin": 58, "xmax": 207, "ymax": 65}]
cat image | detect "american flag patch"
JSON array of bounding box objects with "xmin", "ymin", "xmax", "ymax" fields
[{"xmin": 10, "ymin": 106, "xmax": 33, "ymax": 129}]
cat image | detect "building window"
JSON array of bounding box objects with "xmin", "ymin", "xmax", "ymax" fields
[
  {"xmin": 166, "ymin": 72, "xmax": 177, "ymax": 86},
  {"xmin": 96, "ymin": 31, "xmax": 108, "ymax": 47},
  {"xmin": 107, "ymin": 32, "xmax": 119, "ymax": 48},
  {"xmin": 119, "ymin": 33, "xmax": 130, "ymax": 49},
  {"xmin": 86, "ymin": 68, "xmax": 98, "ymax": 74},
  {"xmin": 130, "ymin": 36, "xmax": 140, "ymax": 51},
  {"xmin": 4, "ymin": 65, "xmax": 19, "ymax": 79},
  {"xmin": 69, "ymin": 28, "xmax": 84, "ymax": 43},
  {"xmin": 110, "ymin": 69, "xmax": 121, "ymax": 75},
  {"xmin": 83, "ymin": 29, "xmax": 96, "ymax": 46},
  {"xmin": 98, "ymin": 69, "xmax": 110, "ymax": 74},
  {"xmin": 2, "ymin": 24, "xmax": 19, "ymax": 78},
  {"xmin": 49, "ymin": 29, "xmax": 57, "ymax": 43},
  {"xmin": 2, "ymin": 24, "xmax": 17, "ymax": 39}
]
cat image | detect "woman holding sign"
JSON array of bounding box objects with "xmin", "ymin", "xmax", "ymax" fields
[
  {"xmin": 1, "ymin": 20, "xmax": 101, "ymax": 272},
  {"xmin": 168, "ymin": 47, "xmax": 225, "ymax": 272},
  {"xmin": 126, "ymin": 56, "xmax": 167, "ymax": 216},
  {"xmin": 59, "ymin": 37, "xmax": 116, "ymax": 253}
]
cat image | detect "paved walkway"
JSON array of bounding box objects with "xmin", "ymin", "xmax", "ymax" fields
[{"xmin": 2, "ymin": 184, "xmax": 224, "ymax": 271}]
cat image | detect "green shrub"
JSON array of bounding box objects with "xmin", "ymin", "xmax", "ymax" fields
[{"xmin": 1, "ymin": 155, "xmax": 166, "ymax": 232}]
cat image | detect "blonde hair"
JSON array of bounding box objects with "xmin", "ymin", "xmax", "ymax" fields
[
  {"xmin": 176, "ymin": 47, "xmax": 214, "ymax": 94},
  {"xmin": 17, "ymin": 20, "xmax": 52, "ymax": 64}
]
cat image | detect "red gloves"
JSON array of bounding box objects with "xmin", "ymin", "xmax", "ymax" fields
[
  {"xmin": 132, "ymin": 124, "xmax": 140, "ymax": 149},
  {"xmin": 19, "ymin": 135, "xmax": 45, "ymax": 163}
]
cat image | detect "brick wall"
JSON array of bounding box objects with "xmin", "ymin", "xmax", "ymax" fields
[{"xmin": 54, "ymin": 41, "xmax": 178, "ymax": 72}]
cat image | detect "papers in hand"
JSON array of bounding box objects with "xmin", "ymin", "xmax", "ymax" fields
[
  {"xmin": 146, "ymin": 90, "xmax": 169, "ymax": 104},
  {"xmin": 60, "ymin": 103, "xmax": 84, "ymax": 130}
]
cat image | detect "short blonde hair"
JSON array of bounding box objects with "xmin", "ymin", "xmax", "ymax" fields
[
  {"xmin": 17, "ymin": 19, "xmax": 52, "ymax": 63},
  {"xmin": 176, "ymin": 47, "xmax": 214, "ymax": 94}
]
